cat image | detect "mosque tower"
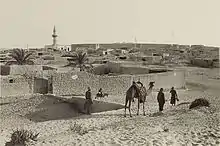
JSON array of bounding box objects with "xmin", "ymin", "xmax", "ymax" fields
[{"xmin": 52, "ymin": 26, "xmax": 58, "ymax": 49}]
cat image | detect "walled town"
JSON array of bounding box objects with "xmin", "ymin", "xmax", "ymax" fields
[{"xmin": 0, "ymin": 25, "xmax": 219, "ymax": 145}]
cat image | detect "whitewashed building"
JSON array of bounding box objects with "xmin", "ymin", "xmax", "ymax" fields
[{"xmin": 44, "ymin": 26, "xmax": 72, "ymax": 52}]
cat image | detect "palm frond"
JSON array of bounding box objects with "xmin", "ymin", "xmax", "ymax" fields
[
  {"xmin": 23, "ymin": 52, "xmax": 33, "ymax": 61},
  {"xmin": 20, "ymin": 49, "xmax": 25, "ymax": 62},
  {"xmin": 9, "ymin": 49, "xmax": 23, "ymax": 64},
  {"xmin": 65, "ymin": 51, "xmax": 88, "ymax": 71},
  {"xmin": 7, "ymin": 49, "xmax": 34, "ymax": 65},
  {"xmin": 10, "ymin": 54, "xmax": 22, "ymax": 65},
  {"xmin": 5, "ymin": 61, "xmax": 19, "ymax": 65}
]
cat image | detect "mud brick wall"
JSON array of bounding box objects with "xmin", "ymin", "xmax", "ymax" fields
[
  {"xmin": 99, "ymin": 75, "xmax": 132, "ymax": 95},
  {"xmin": 133, "ymin": 70, "xmax": 186, "ymax": 91},
  {"xmin": 10, "ymin": 65, "xmax": 43, "ymax": 75},
  {"xmin": 0, "ymin": 83, "xmax": 30, "ymax": 97},
  {"xmin": 53, "ymin": 70, "xmax": 185, "ymax": 96},
  {"xmin": 0, "ymin": 75, "xmax": 30, "ymax": 97},
  {"xmin": 53, "ymin": 72, "xmax": 99, "ymax": 96}
]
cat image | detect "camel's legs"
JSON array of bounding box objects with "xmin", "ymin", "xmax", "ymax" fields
[
  {"xmin": 128, "ymin": 100, "xmax": 132, "ymax": 117},
  {"xmin": 137, "ymin": 98, "xmax": 140, "ymax": 115},
  {"xmin": 143, "ymin": 101, "xmax": 146, "ymax": 116},
  {"xmin": 124, "ymin": 98, "xmax": 128, "ymax": 117}
]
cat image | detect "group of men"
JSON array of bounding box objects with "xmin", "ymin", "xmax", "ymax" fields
[
  {"xmin": 157, "ymin": 87, "xmax": 179, "ymax": 112},
  {"xmin": 84, "ymin": 84, "xmax": 179, "ymax": 115},
  {"xmin": 84, "ymin": 87, "xmax": 105, "ymax": 114}
]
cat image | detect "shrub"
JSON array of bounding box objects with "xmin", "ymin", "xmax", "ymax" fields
[
  {"xmin": 189, "ymin": 98, "xmax": 210, "ymax": 109},
  {"xmin": 70, "ymin": 122, "xmax": 88, "ymax": 136},
  {"xmin": 5, "ymin": 129, "xmax": 39, "ymax": 146}
]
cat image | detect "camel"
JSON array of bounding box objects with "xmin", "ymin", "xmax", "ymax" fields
[{"xmin": 124, "ymin": 81, "xmax": 155, "ymax": 117}]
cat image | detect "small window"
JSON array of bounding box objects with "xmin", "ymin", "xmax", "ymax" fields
[{"xmin": 9, "ymin": 79, "xmax": 14, "ymax": 83}]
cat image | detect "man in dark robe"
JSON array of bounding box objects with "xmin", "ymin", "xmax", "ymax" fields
[
  {"xmin": 84, "ymin": 87, "xmax": 93, "ymax": 115},
  {"xmin": 170, "ymin": 87, "xmax": 179, "ymax": 106},
  {"xmin": 157, "ymin": 88, "xmax": 165, "ymax": 112}
]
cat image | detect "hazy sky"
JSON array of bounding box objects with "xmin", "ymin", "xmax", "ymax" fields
[{"xmin": 0, "ymin": 0, "xmax": 219, "ymax": 48}]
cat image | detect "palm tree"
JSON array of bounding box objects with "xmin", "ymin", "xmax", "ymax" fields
[
  {"xmin": 6, "ymin": 48, "xmax": 34, "ymax": 65},
  {"xmin": 67, "ymin": 50, "xmax": 89, "ymax": 71}
]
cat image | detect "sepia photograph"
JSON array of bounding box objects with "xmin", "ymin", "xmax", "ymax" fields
[{"xmin": 0, "ymin": 0, "xmax": 219, "ymax": 145}]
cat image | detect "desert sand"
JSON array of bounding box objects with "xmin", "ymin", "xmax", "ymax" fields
[{"xmin": 0, "ymin": 67, "xmax": 220, "ymax": 146}]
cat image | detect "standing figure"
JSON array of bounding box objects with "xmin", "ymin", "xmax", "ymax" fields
[
  {"xmin": 157, "ymin": 88, "xmax": 165, "ymax": 112},
  {"xmin": 170, "ymin": 87, "xmax": 179, "ymax": 106},
  {"xmin": 84, "ymin": 87, "xmax": 93, "ymax": 115}
]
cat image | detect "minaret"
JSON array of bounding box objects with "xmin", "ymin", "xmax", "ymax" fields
[
  {"xmin": 96, "ymin": 44, "xmax": 100, "ymax": 50},
  {"xmin": 134, "ymin": 37, "xmax": 137, "ymax": 48},
  {"xmin": 52, "ymin": 26, "xmax": 58, "ymax": 49}
]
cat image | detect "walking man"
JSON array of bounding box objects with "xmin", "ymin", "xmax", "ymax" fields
[
  {"xmin": 170, "ymin": 87, "xmax": 179, "ymax": 106},
  {"xmin": 84, "ymin": 87, "xmax": 93, "ymax": 115},
  {"xmin": 157, "ymin": 88, "xmax": 165, "ymax": 112}
]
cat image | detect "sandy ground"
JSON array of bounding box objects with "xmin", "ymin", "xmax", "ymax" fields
[{"xmin": 0, "ymin": 67, "xmax": 220, "ymax": 146}]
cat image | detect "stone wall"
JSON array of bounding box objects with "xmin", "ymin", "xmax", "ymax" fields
[
  {"xmin": 191, "ymin": 58, "xmax": 214, "ymax": 68},
  {"xmin": 10, "ymin": 65, "xmax": 43, "ymax": 75},
  {"xmin": 93, "ymin": 62, "xmax": 150, "ymax": 75},
  {"xmin": 0, "ymin": 82, "xmax": 30, "ymax": 97},
  {"xmin": 0, "ymin": 75, "xmax": 27, "ymax": 83},
  {"xmin": 120, "ymin": 66, "xmax": 149, "ymax": 74},
  {"xmin": 0, "ymin": 65, "xmax": 10, "ymax": 76},
  {"xmin": 133, "ymin": 70, "xmax": 185, "ymax": 90},
  {"xmin": 0, "ymin": 75, "xmax": 30, "ymax": 97},
  {"xmin": 0, "ymin": 72, "xmax": 52, "ymax": 97},
  {"xmin": 53, "ymin": 71, "xmax": 99, "ymax": 96},
  {"xmin": 53, "ymin": 70, "xmax": 185, "ymax": 96}
]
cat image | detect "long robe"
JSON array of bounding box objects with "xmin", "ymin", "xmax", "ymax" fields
[{"xmin": 157, "ymin": 91, "xmax": 165, "ymax": 111}]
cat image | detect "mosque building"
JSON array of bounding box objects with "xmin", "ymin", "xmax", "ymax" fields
[{"xmin": 44, "ymin": 26, "xmax": 72, "ymax": 52}]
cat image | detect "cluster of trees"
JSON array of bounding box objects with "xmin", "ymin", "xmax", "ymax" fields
[{"xmin": 6, "ymin": 48, "xmax": 90, "ymax": 72}]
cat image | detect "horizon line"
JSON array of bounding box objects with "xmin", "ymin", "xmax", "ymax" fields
[{"xmin": 1, "ymin": 42, "xmax": 220, "ymax": 49}]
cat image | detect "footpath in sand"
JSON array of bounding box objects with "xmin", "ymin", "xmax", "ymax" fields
[{"xmin": 0, "ymin": 67, "xmax": 220, "ymax": 145}]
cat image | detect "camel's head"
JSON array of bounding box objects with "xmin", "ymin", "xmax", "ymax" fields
[{"xmin": 149, "ymin": 82, "xmax": 155, "ymax": 88}]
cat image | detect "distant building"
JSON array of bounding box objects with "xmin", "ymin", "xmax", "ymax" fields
[
  {"xmin": 190, "ymin": 58, "xmax": 216, "ymax": 68},
  {"xmin": 44, "ymin": 26, "xmax": 72, "ymax": 52},
  {"xmin": 71, "ymin": 44, "xmax": 96, "ymax": 51},
  {"xmin": 163, "ymin": 53, "xmax": 170, "ymax": 58},
  {"xmin": 103, "ymin": 48, "xmax": 114, "ymax": 55},
  {"xmin": 57, "ymin": 45, "xmax": 71, "ymax": 51}
]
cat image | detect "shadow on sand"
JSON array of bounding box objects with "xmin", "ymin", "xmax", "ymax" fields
[{"xmin": 26, "ymin": 95, "xmax": 124, "ymax": 122}]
